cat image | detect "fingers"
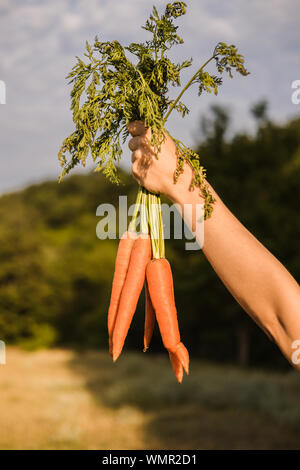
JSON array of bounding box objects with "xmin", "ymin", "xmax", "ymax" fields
[
  {"xmin": 128, "ymin": 135, "xmax": 150, "ymax": 152},
  {"xmin": 127, "ymin": 120, "xmax": 148, "ymax": 137},
  {"xmin": 128, "ymin": 124, "xmax": 154, "ymax": 185},
  {"xmin": 131, "ymin": 149, "xmax": 142, "ymax": 163},
  {"xmin": 128, "ymin": 136, "xmax": 140, "ymax": 152},
  {"xmin": 131, "ymin": 161, "xmax": 141, "ymax": 184},
  {"xmin": 131, "ymin": 148, "xmax": 152, "ymax": 184}
]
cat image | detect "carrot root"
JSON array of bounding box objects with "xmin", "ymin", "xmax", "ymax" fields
[
  {"xmin": 174, "ymin": 342, "xmax": 189, "ymax": 375},
  {"xmin": 146, "ymin": 258, "xmax": 190, "ymax": 382},
  {"xmin": 143, "ymin": 280, "xmax": 155, "ymax": 352},
  {"xmin": 107, "ymin": 230, "xmax": 137, "ymax": 356},
  {"xmin": 112, "ymin": 234, "xmax": 151, "ymax": 362},
  {"xmin": 169, "ymin": 351, "xmax": 183, "ymax": 384}
]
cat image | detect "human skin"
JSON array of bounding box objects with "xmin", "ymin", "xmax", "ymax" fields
[{"xmin": 127, "ymin": 120, "xmax": 300, "ymax": 371}]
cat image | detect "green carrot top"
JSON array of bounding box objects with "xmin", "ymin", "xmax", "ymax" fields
[{"xmin": 58, "ymin": 1, "xmax": 249, "ymax": 218}]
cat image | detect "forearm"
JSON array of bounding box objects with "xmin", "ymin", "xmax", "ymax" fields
[
  {"xmin": 172, "ymin": 181, "xmax": 300, "ymax": 369},
  {"xmin": 126, "ymin": 120, "xmax": 300, "ymax": 369}
]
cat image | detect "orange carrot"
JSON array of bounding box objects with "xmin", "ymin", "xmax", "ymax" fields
[
  {"xmin": 146, "ymin": 258, "xmax": 189, "ymax": 380},
  {"xmin": 107, "ymin": 230, "xmax": 137, "ymax": 356},
  {"xmin": 169, "ymin": 351, "xmax": 183, "ymax": 384},
  {"xmin": 144, "ymin": 270, "xmax": 183, "ymax": 382},
  {"xmin": 112, "ymin": 234, "xmax": 151, "ymax": 361},
  {"xmin": 143, "ymin": 280, "xmax": 156, "ymax": 352}
]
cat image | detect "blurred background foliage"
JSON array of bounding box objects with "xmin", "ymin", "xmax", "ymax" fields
[{"xmin": 0, "ymin": 102, "xmax": 299, "ymax": 370}]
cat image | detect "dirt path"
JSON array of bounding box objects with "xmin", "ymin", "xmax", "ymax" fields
[
  {"xmin": 0, "ymin": 348, "xmax": 147, "ymax": 449},
  {"xmin": 0, "ymin": 347, "xmax": 299, "ymax": 449}
]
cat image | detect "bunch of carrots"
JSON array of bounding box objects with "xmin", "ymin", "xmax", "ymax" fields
[
  {"xmin": 57, "ymin": 2, "xmax": 248, "ymax": 383},
  {"xmin": 108, "ymin": 187, "xmax": 189, "ymax": 383}
]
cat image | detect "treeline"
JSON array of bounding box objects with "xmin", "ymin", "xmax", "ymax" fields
[{"xmin": 0, "ymin": 103, "xmax": 299, "ymax": 369}]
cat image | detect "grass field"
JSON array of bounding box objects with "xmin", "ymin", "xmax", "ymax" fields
[{"xmin": 0, "ymin": 347, "xmax": 300, "ymax": 449}]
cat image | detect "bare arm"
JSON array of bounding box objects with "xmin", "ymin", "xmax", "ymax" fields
[{"xmin": 127, "ymin": 120, "xmax": 300, "ymax": 370}]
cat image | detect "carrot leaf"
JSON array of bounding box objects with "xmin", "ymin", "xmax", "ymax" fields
[{"xmin": 58, "ymin": 1, "xmax": 249, "ymax": 218}]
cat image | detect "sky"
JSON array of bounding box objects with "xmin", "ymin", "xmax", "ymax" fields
[{"xmin": 0, "ymin": 0, "xmax": 299, "ymax": 194}]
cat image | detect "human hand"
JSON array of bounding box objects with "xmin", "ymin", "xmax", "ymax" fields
[{"xmin": 127, "ymin": 120, "xmax": 194, "ymax": 203}]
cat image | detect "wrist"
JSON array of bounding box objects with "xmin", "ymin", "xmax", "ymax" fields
[
  {"xmin": 166, "ymin": 162, "xmax": 204, "ymax": 207},
  {"xmin": 170, "ymin": 184, "xmax": 204, "ymax": 212},
  {"xmin": 167, "ymin": 172, "xmax": 206, "ymax": 236}
]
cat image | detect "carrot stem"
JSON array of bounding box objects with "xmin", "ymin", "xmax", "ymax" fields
[
  {"xmin": 157, "ymin": 195, "xmax": 165, "ymax": 259},
  {"xmin": 141, "ymin": 187, "xmax": 149, "ymax": 235},
  {"xmin": 128, "ymin": 186, "xmax": 142, "ymax": 232},
  {"xmin": 147, "ymin": 192, "xmax": 160, "ymax": 259},
  {"xmin": 162, "ymin": 55, "xmax": 215, "ymax": 124},
  {"xmin": 146, "ymin": 192, "xmax": 165, "ymax": 259}
]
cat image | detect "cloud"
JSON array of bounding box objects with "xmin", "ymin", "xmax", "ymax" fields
[{"xmin": 0, "ymin": 0, "xmax": 299, "ymax": 194}]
